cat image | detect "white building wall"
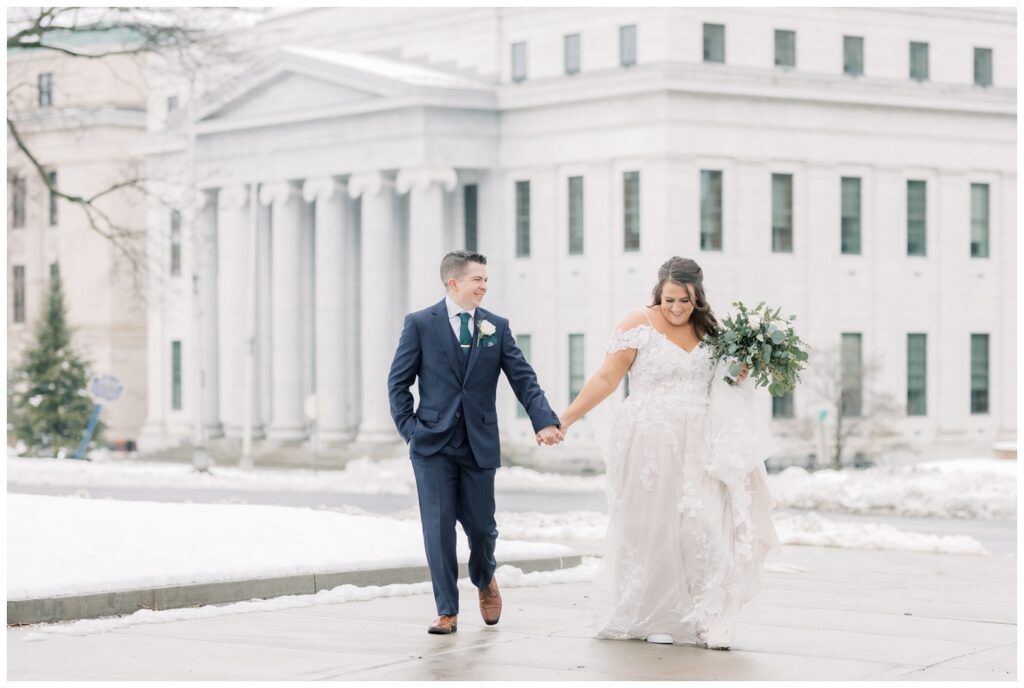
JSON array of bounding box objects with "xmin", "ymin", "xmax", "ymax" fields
[{"xmin": 137, "ymin": 7, "xmax": 1014, "ymax": 463}]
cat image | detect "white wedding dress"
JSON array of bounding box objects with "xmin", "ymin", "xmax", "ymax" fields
[{"xmin": 593, "ymin": 313, "xmax": 781, "ymax": 646}]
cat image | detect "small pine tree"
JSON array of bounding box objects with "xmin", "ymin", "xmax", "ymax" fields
[{"xmin": 9, "ymin": 273, "xmax": 102, "ymax": 456}]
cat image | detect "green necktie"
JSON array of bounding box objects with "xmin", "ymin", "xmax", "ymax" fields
[{"xmin": 458, "ymin": 312, "xmax": 472, "ymax": 355}]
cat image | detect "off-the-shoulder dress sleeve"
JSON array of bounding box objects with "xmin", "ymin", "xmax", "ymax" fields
[{"xmin": 606, "ymin": 325, "xmax": 651, "ymax": 354}]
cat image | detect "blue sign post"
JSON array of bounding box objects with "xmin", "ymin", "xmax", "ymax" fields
[{"xmin": 73, "ymin": 375, "xmax": 123, "ymax": 460}]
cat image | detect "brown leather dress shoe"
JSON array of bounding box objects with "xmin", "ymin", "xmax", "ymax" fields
[
  {"xmin": 479, "ymin": 577, "xmax": 502, "ymax": 625},
  {"xmin": 427, "ymin": 615, "xmax": 458, "ymax": 634}
]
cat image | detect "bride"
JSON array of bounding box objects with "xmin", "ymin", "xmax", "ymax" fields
[{"xmin": 557, "ymin": 256, "xmax": 780, "ymax": 649}]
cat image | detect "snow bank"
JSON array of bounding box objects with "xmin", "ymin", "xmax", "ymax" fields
[
  {"xmin": 7, "ymin": 494, "xmax": 572, "ymax": 600},
  {"xmin": 773, "ymin": 513, "xmax": 989, "ymax": 556},
  {"xmin": 495, "ymin": 510, "xmax": 989, "ymax": 557},
  {"xmin": 768, "ymin": 461, "xmax": 1016, "ymax": 519},
  {"xmin": 20, "ymin": 558, "xmax": 603, "ymax": 640}
]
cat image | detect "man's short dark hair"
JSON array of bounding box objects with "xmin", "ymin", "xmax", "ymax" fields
[{"xmin": 440, "ymin": 250, "xmax": 487, "ymax": 286}]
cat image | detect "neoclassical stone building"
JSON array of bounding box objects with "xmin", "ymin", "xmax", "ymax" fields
[{"xmin": 138, "ymin": 7, "xmax": 1016, "ymax": 465}]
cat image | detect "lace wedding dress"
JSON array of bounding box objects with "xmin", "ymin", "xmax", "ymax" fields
[{"xmin": 593, "ymin": 313, "xmax": 781, "ymax": 646}]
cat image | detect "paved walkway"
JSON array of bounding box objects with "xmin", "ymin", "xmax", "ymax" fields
[{"xmin": 8, "ymin": 541, "xmax": 1016, "ymax": 680}]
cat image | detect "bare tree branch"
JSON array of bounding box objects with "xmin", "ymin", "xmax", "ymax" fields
[
  {"xmin": 7, "ymin": 7, "xmax": 266, "ymax": 296},
  {"xmin": 7, "ymin": 115, "xmax": 147, "ymax": 290},
  {"xmin": 801, "ymin": 345, "xmax": 907, "ymax": 469}
]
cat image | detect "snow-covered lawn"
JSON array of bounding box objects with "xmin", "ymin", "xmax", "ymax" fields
[
  {"xmin": 9, "ymin": 492, "xmax": 989, "ymax": 604},
  {"xmin": 7, "ymin": 494, "xmax": 572, "ymax": 601},
  {"xmin": 8, "ymin": 454, "xmax": 1015, "ymax": 519}
]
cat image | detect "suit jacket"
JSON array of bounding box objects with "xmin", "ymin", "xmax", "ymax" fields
[{"xmin": 387, "ymin": 298, "xmax": 559, "ymax": 468}]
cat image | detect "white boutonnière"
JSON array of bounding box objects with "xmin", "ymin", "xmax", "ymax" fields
[{"xmin": 477, "ymin": 319, "xmax": 497, "ymax": 347}]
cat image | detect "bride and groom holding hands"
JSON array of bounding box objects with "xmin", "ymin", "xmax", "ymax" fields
[{"xmin": 387, "ymin": 249, "xmax": 778, "ymax": 648}]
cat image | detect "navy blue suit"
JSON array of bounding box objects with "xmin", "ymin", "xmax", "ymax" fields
[{"xmin": 388, "ymin": 298, "xmax": 559, "ymax": 615}]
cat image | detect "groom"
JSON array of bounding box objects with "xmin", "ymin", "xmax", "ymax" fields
[{"xmin": 388, "ymin": 250, "xmax": 563, "ymax": 635}]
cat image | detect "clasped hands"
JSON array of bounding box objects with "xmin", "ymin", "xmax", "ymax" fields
[{"xmin": 535, "ymin": 425, "xmax": 564, "ymax": 447}]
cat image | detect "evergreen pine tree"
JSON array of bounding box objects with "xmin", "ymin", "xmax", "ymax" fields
[{"xmin": 9, "ymin": 273, "xmax": 102, "ymax": 456}]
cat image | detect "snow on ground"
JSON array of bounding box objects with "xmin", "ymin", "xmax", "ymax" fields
[
  {"xmin": 7, "ymin": 494, "xmax": 572, "ymax": 600},
  {"xmin": 768, "ymin": 460, "xmax": 1016, "ymax": 520},
  {"xmin": 5, "ymin": 455, "xmax": 606, "ymax": 495},
  {"xmin": 491, "ymin": 510, "xmax": 991, "ymax": 557},
  {"xmin": 19, "ymin": 558, "xmax": 604, "ymax": 641},
  {"xmin": 772, "ymin": 512, "xmax": 989, "ymax": 555},
  {"xmin": 7, "ymin": 454, "xmax": 1015, "ymax": 520}
]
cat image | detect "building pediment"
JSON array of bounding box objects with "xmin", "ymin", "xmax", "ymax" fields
[
  {"xmin": 204, "ymin": 72, "xmax": 378, "ymax": 122},
  {"xmin": 197, "ymin": 47, "xmax": 494, "ymax": 129}
]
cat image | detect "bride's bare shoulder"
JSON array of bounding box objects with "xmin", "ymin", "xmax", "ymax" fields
[{"xmin": 615, "ymin": 308, "xmax": 651, "ymax": 332}]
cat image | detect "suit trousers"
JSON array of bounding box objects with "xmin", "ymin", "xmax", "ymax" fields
[{"xmin": 410, "ymin": 431, "xmax": 498, "ymax": 616}]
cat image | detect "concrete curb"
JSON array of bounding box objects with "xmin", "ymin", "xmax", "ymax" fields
[{"xmin": 7, "ymin": 554, "xmax": 583, "ymax": 626}]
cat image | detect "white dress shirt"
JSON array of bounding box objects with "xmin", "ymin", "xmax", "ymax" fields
[{"xmin": 445, "ymin": 295, "xmax": 476, "ymax": 342}]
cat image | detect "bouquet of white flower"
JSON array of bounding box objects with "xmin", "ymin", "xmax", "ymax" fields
[{"xmin": 700, "ymin": 301, "xmax": 810, "ymax": 397}]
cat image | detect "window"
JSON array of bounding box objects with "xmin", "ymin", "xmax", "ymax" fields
[
  {"xmin": 170, "ymin": 209, "xmax": 182, "ymax": 277},
  {"xmin": 910, "ymin": 42, "xmax": 929, "ymax": 81},
  {"xmin": 511, "ymin": 42, "xmax": 527, "ymax": 83},
  {"xmin": 907, "ymin": 334, "xmax": 927, "ymax": 416},
  {"xmin": 620, "ymin": 24, "xmax": 637, "ymax": 67},
  {"xmin": 841, "ymin": 177, "xmax": 861, "ymax": 255},
  {"xmin": 700, "ymin": 170, "xmax": 722, "ymax": 251},
  {"xmin": 775, "ymin": 29, "xmax": 796, "ymax": 68},
  {"xmin": 464, "ymin": 184, "xmax": 478, "ymax": 252},
  {"xmin": 12, "ymin": 265, "xmax": 25, "ymax": 323},
  {"xmin": 841, "ymin": 333, "xmax": 863, "ymax": 417},
  {"xmin": 623, "ymin": 171, "xmax": 640, "ymax": 251},
  {"xmin": 907, "ymin": 180, "xmax": 927, "ymax": 256},
  {"xmin": 47, "ymin": 170, "xmax": 58, "ymax": 226},
  {"xmin": 970, "ymin": 334, "xmax": 988, "ymax": 414},
  {"xmin": 567, "ymin": 176, "xmax": 584, "ymax": 255},
  {"xmin": 569, "ymin": 334, "xmax": 585, "ymax": 403},
  {"xmin": 167, "ymin": 95, "xmax": 179, "ymax": 114},
  {"xmin": 773, "ymin": 391, "xmax": 795, "ymax": 419},
  {"xmin": 971, "ymin": 183, "xmax": 989, "ymax": 258},
  {"xmin": 9, "ymin": 171, "xmax": 26, "ymax": 228},
  {"xmin": 38, "ymin": 72, "xmax": 53, "ymax": 107},
  {"xmin": 515, "ymin": 180, "xmax": 530, "ymax": 257},
  {"xmin": 564, "ymin": 33, "xmax": 580, "ymax": 75},
  {"xmin": 843, "ymin": 35, "xmax": 864, "ymax": 76},
  {"xmin": 516, "ymin": 334, "xmax": 532, "ymax": 418},
  {"xmin": 974, "ymin": 47, "xmax": 992, "ymax": 87},
  {"xmin": 171, "ymin": 340, "xmax": 183, "ymax": 411},
  {"xmin": 703, "ymin": 23, "xmax": 725, "ymax": 63},
  {"xmin": 771, "ymin": 173, "xmax": 793, "ymax": 253}
]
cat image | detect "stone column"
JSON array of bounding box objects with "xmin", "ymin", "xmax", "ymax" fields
[
  {"xmin": 397, "ymin": 167, "xmax": 457, "ymax": 310},
  {"xmin": 350, "ymin": 172, "xmax": 402, "ymax": 443},
  {"xmin": 261, "ymin": 180, "xmax": 307, "ymax": 442},
  {"xmin": 303, "ymin": 176, "xmax": 357, "ymax": 442},
  {"xmin": 216, "ymin": 185, "xmax": 250, "ymax": 439},
  {"xmin": 194, "ymin": 190, "xmax": 222, "ymax": 439},
  {"xmin": 137, "ymin": 192, "xmax": 170, "ymax": 451}
]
